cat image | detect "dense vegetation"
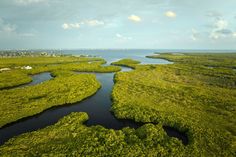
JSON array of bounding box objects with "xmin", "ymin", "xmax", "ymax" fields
[
  {"xmin": 112, "ymin": 53, "xmax": 236, "ymax": 156},
  {"xmin": 0, "ymin": 56, "xmax": 103, "ymax": 68},
  {"xmin": 0, "ymin": 53, "xmax": 235, "ymax": 156},
  {"xmin": 0, "ymin": 112, "xmax": 185, "ymax": 156},
  {"xmin": 0, "ymin": 56, "xmax": 121, "ymax": 127},
  {"xmin": 0, "ymin": 73, "xmax": 100, "ymax": 127},
  {"xmin": 147, "ymin": 53, "xmax": 236, "ymax": 68},
  {"xmin": 0, "ymin": 56, "xmax": 120, "ymax": 89},
  {"xmin": 0, "ymin": 71, "xmax": 32, "ymax": 89},
  {"xmin": 111, "ymin": 58, "xmax": 140, "ymax": 68},
  {"xmin": 25, "ymin": 61, "xmax": 120, "ymax": 75}
]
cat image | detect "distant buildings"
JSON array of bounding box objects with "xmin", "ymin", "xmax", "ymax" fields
[{"xmin": 0, "ymin": 51, "xmax": 66, "ymax": 58}]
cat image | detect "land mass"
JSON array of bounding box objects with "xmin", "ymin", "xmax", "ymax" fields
[{"xmin": 0, "ymin": 53, "xmax": 235, "ymax": 156}]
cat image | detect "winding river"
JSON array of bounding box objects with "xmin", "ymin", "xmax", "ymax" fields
[{"xmin": 0, "ymin": 58, "xmax": 188, "ymax": 146}]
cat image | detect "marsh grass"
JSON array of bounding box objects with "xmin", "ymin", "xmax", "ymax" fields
[
  {"xmin": 0, "ymin": 54, "xmax": 235, "ymax": 156},
  {"xmin": 112, "ymin": 53, "xmax": 236, "ymax": 156}
]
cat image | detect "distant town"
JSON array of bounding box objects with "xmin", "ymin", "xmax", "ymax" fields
[
  {"xmin": 0, "ymin": 51, "xmax": 97, "ymax": 58},
  {"xmin": 0, "ymin": 51, "xmax": 68, "ymax": 58}
]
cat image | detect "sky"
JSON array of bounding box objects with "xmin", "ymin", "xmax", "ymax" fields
[{"xmin": 0, "ymin": 0, "xmax": 236, "ymax": 50}]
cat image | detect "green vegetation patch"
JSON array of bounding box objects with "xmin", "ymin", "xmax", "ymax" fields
[
  {"xmin": 0, "ymin": 71, "xmax": 32, "ymax": 89},
  {"xmin": 147, "ymin": 53, "xmax": 236, "ymax": 68},
  {"xmin": 111, "ymin": 58, "xmax": 140, "ymax": 68},
  {"xmin": 0, "ymin": 56, "xmax": 120, "ymax": 89},
  {"xmin": 0, "ymin": 112, "xmax": 186, "ymax": 156},
  {"xmin": 0, "ymin": 73, "xmax": 100, "ymax": 127},
  {"xmin": 24, "ymin": 61, "xmax": 120, "ymax": 75},
  {"xmin": 112, "ymin": 53, "xmax": 236, "ymax": 156},
  {"xmin": 0, "ymin": 56, "xmax": 103, "ymax": 68}
]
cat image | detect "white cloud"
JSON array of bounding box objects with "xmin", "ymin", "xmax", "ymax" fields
[
  {"xmin": 84, "ymin": 20, "xmax": 104, "ymax": 26},
  {"xmin": 62, "ymin": 23, "xmax": 80, "ymax": 30},
  {"xmin": 209, "ymin": 19, "xmax": 235, "ymax": 40},
  {"xmin": 165, "ymin": 11, "xmax": 176, "ymax": 18},
  {"xmin": 233, "ymin": 32, "xmax": 236, "ymax": 38},
  {"xmin": 128, "ymin": 15, "xmax": 141, "ymax": 22},
  {"xmin": 2, "ymin": 25, "xmax": 16, "ymax": 33},
  {"xmin": 116, "ymin": 33, "xmax": 122, "ymax": 38},
  {"xmin": 15, "ymin": 0, "xmax": 47, "ymax": 5},
  {"xmin": 62, "ymin": 23, "xmax": 69, "ymax": 30},
  {"xmin": 210, "ymin": 31, "xmax": 220, "ymax": 40},
  {"xmin": 191, "ymin": 29, "xmax": 199, "ymax": 41},
  {"xmin": 0, "ymin": 18, "xmax": 16, "ymax": 33},
  {"xmin": 116, "ymin": 33, "xmax": 132, "ymax": 41},
  {"xmin": 62, "ymin": 19, "xmax": 104, "ymax": 30},
  {"xmin": 0, "ymin": 18, "xmax": 35, "ymax": 37},
  {"xmin": 214, "ymin": 19, "xmax": 228, "ymax": 29}
]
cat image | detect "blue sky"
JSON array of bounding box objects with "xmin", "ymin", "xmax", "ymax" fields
[{"xmin": 0, "ymin": 0, "xmax": 236, "ymax": 49}]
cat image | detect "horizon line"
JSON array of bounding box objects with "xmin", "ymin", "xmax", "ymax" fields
[{"xmin": 1, "ymin": 48, "xmax": 236, "ymax": 51}]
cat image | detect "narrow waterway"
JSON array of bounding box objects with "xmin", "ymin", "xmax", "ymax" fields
[
  {"xmin": 0, "ymin": 60, "xmax": 188, "ymax": 146},
  {"xmin": 21, "ymin": 72, "xmax": 53, "ymax": 87},
  {"xmin": 1, "ymin": 72, "xmax": 53, "ymax": 90}
]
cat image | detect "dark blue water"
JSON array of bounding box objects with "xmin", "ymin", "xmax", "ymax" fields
[{"xmin": 0, "ymin": 53, "xmax": 188, "ymax": 146}]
